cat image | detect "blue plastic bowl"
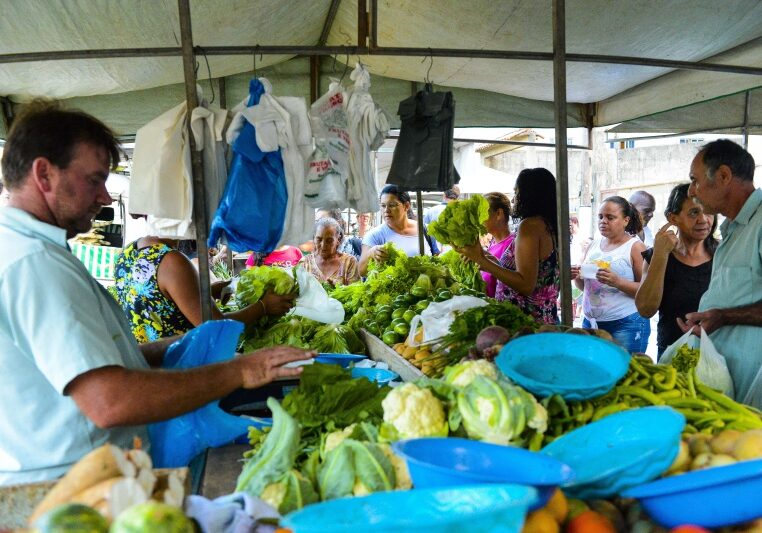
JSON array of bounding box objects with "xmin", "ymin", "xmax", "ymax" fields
[
  {"xmin": 541, "ymin": 406, "xmax": 685, "ymax": 499},
  {"xmin": 315, "ymin": 353, "xmax": 367, "ymax": 368},
  {"xmin": 392, "ymin": 437, "xmax": 573, "ymax": 510},
  {"xmin": 282, "ymin": 483, "xmax": 537, "ymax": 533},
  {"xmin": 623, "ymin": 458, "xmax": 762, "ymax": 528},
  {"xmin": 351, "ymin": 367, "xmax": 399, "ymax": 385},
  {"xmin": 495, "ymin": 333, "xmax": 630, "ymax": 400}
]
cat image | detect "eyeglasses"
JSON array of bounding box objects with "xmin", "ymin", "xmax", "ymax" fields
[{"xmin": 380, "ymin": 202, "xmax": 402, "ymax": 211}]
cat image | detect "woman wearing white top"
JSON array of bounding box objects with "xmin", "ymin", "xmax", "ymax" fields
[
  {"xmin": 571, "ymin": 196, "xmax": 648, "ymax": 353},
  {"xmin": 359, "ymin": 184, "xmax": 431, "ymax": 275}
]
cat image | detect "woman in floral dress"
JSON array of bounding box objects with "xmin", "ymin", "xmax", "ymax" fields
[{"xmin": 457, "ymin": 168, "xmax": 560, "ymax": 324}]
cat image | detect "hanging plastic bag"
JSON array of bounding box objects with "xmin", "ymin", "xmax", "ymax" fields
[
  {"xmin": 208, "ymin": 78, "xmax": 288, "ymax": 254},
  {"xmin": 305, "ymin": 81, "xmax": 350, "ymax": 209},
  {"xmin": 659, "ymin": 328, "xmax": 734, "ymax": 398},
  {"xmin": 387, "ymin": 85, "xmax": 457, "ymax": 191},
  {"xmin": 291, "ymin": 267, "xmax": 345, "ymax": 324},
  {"xmin": 407, "ymin": 295, "xmax": 488, "ymax": 346},
  {"xmin": 148, "ymin": 320, "xmax": 253, "ymax": 468}
]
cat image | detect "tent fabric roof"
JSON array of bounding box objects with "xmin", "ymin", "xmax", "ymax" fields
[{"xmin": 1, "ymin": 0, "xmax": 761, "ymax": 137}]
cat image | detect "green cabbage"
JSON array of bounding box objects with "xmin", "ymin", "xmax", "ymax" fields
[{"xmin": 457, "ymin": 376, "xmax": 531, "ymax": 445}]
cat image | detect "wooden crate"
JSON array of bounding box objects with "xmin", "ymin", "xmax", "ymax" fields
[
  {"xmin": 360, "ymin": 329, "xmax": 424, "ymax": 382},
  {"xmin": 0, "ymin": 467, "xmax": 188, "ymax": 529}
]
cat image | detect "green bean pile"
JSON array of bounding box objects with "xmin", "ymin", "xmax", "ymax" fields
[{"xmin": 540, "ymin": 356, "xmax": 762, "ymax": 447}]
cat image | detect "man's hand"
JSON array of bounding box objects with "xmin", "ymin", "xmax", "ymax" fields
[
  {"xmin": 677, "ymin": 308, "xmax": 725, "ymax": 335},
  {"xmin": 261, "ymin": 291, "xmax": 296, "ymax": 317},
  {"xmin": 237, "ymin": 346, "xmax": 315, "ymax": 389}
]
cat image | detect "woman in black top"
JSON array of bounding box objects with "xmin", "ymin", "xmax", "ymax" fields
[{"xmin": 635, "ymin": 183, "xmax": 718, "ymax": 357}]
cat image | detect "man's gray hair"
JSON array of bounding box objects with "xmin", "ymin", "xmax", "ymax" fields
[{"xmin": 700, "ymin": 139, "xmax": 755, "ymax": 183}]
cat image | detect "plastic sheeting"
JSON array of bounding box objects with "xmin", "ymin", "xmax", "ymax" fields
[{"xmin": 0, "ymin": 1, "xmax": 761, "ymax": 136}]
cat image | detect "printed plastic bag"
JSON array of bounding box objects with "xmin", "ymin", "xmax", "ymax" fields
[
  {"xmin": 148, "ymin": 319, "xmax": 253, "ymax": 468},
  {"xmin": 659, "ymin": 327, "xmax": 734, "ymax": 398},
  {"xmin": 407, "ymin": 295, "xmax": 488, "ymax": 346},
  {"xmin": 305, "ymin": 82, "xmax": 350, "ymax": 209},
  {"xmin": 291, "ymin": 267, "xmax": 345, "ymax": 324},
  {"xmin": 208, "ymin": 78, "xmax": 287, "ymax": 253}
]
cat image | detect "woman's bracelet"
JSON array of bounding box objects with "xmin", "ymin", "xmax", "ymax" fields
[{"xmin": 258, "ymin": 299, "xmax": 267, "ymax": 316}]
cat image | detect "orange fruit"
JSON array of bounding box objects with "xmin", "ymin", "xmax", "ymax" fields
[
  {"xmin": 544, "ymin": 488, "xmax": 568, "ymax": 524},
  {"xmin": 522, "ymin": 509, "xmax": 560, "ymax": 533},
  {"xmin": 669, "ymin": 527, "xmax": 711, "ymax": 533},
  {"xmin": 566, "ymin": 510, "xmax": 616, "ymax": 533}
]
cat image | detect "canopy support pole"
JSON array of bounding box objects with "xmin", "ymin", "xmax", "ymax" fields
[
  {"xmin": 417, "ymin": 191, "xmax": 425, "ymax": 256},
  {"xmin": 743, "ymin": 90, "xmax": 751, "ymax": 149},
  {"xmin": 178, "ymin": 0, "xmax": 212, "ymax": 322},
  {"xmin": 553, "ymin": 0, "xmax": 573, "ymax": 326}
]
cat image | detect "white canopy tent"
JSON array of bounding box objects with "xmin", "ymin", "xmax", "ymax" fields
[{"xmin": 1, "ymin": 0, "xmax": 760, "ymax": 137}]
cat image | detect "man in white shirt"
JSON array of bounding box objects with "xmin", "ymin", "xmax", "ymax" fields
[
  {"xmin": 0, "ymin": 100, "xmax": 311, "ymax": 484},
  {"xmin": 629, "ymin": 190, "xmax": 656, "ymax": 247}
]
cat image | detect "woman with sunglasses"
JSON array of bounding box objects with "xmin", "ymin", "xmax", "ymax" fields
[
  {"xmin": 635, "ymin": 183, "xmax": 718, "ymax": 357},
  {"xmin": 358, "ymin": 184, "xmax": 431, "ymax": 275}
]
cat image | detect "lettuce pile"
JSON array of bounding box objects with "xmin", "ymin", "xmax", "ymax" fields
[{"xmin": 428, "ymin": 194, "xmax": 490, "ymax": 247}]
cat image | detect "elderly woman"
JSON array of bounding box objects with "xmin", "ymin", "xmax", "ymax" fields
[
  {"xmin": 458, "ymin": 169, "xmax": 560, "ymax": 324},
  {"xmin": 635, "ymin": 183, "xmax": 718, "ymax": 356},
  {"xmin": 301, "ymin": 217, "xmax": 360, "ymax": 286},
  {"xmin": 359, "ymin": 184, "xmax": 431, "ymax": 275},
  {"xmin": 113, "ymin": 236, "xmax": 294, "ymax": 342}
]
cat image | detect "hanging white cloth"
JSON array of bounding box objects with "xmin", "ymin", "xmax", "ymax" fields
[
  {"xmin": 346, "ymin": 63, "xmax": 390, "ymax": 214},
  {"xmin": 130, "ymin": 95, "xmax": 228, "ymax": 239}
]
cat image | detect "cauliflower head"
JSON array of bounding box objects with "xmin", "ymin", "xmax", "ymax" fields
[
  {"xmin": 444, "ymin": 359, "xmax": 499, "ymax": 388},
  {"xmin": 381, "ymin": 383, "xmax": 448, "ymax": 441}
]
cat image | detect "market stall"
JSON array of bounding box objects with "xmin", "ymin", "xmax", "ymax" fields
[{"xmin": 2, "ymin": 1, "xmax": 762, "ymax": 532}]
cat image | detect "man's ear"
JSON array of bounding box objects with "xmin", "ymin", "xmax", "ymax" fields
[
  {"xmin": 715, "ymin": 164, "xmax": 734, "ymax": 185},
  {"xmin": 30, "ymin": 157, "xmax": 54, "ymax": 193}
]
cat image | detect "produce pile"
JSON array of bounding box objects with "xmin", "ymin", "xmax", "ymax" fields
[
  {"xmin": 330, "ymin": 244, "xmax": 487, "ymax": 346},
  {"xmin": 240, "ymin": 315, "xmax": 365, "ymax": 355},
  {"xmin": 540, "ymin": 353, "xmax": 762, "ymax": 448},
  {"xmin": 27, "ymin": 444, "xmax": 189, "ymax": 531},
  {"xmin": 236, "ymin": 361, "xmax": 548, "ymax": 514}
]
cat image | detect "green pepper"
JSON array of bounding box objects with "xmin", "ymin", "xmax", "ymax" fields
[
  {"xmin": 410, "ymin": 285, "xmax": 428, "ymax": 298},
  {"xmin": 592, "ymin": 402, "xmax": 630, "ymax": 422},
  {"xmin": 415, "ymin": 300, "xmax": 430, "ymax": 312},
  {"xmin": 382, "ymin": 331, "xmax": 401, "ymax": 345},
  {"xmin": 391, "ymin": 308, "xmax": 406, "ymax": 320},
  {"xmin": 402, "ymin": 309, "xmax": 417, "ymax": 323},
  {"xmin": 394, "ymin": 323, "xmax": 410, "ymax": 337},
  {"xmin": 617, "ymin": 385, "xmax": 665, "ymax": 405},
  {"xmin": 651, "ymin": 366, "xmax": 677, "ymax": 391}
]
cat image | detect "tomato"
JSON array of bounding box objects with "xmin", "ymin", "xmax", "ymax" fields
[
  {"xmin": 394, "ymin": 323, "xmax": 410, "ymax": 337},
  {"xmin": 402, "ymin": 309, "xmax": 417, "ymax": 323},
  {"xmin": 382, "ymin": 331, "xmax": 401, "ymax": 345},
  {"xmin": 566, "ymin": 510, "xmax": 616, "ymax": 533}
]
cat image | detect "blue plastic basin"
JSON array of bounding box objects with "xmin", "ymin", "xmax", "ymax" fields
[
  {"xmin": 314, "ymin": 353, "xmax": 367, "ymax": 368},
  {"xmin": 495, "ymin": 332, "xmax": 630, "ymax": 400},
  {"xmin": 392, "ymin": 437, "xmax": 573, "ymax": 509},
  {"xmin": 541, "ymin": 406, "xmax": 685, "ymax": 499},
  {"xmin": 623, "ymin": 458, "xmax": 762, "ymax": 528},
  {"xmin": 282, "ymin": 483, "xmax": 537, "ymax": 533},
  {"xmin": 351, "ymin": 367, "xmax": 399, "ymax": 385}
]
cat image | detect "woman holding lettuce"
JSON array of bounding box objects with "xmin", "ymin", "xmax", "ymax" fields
[
  {"xmin": 359, "ymin": 184, "xmax": 431, "ymax": 275},
  {"xmin": 113, "ymin": 236, "xmax": 294, "ymax": 342},
  {"xmin": 457, "ymin": 169, "xmax": 560, "ymax": 324}
]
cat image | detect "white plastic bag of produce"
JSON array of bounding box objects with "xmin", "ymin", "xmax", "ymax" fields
[
  {"xmin": 660, "ymin": 327, "xmax": 734, "ymax": 397},
  {"xmin": 407, "ymin": 295, "xmax": 488, "ymax": 346},
  {"xmin": 742, "ymin": 367, "xmax": 762, "ymax": 410},
  {"xmin": 292, "ymin": 266, "xmax": 345, "ymax": 324}
]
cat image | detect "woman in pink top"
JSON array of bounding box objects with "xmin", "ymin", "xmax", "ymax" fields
[
  {"xmin": 481, "ymin": 192, "xmax": 514, "ymax": 297},
  {"xmin": 246, "ymin": 245, "xmax": 303, "ymax": 268}
]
